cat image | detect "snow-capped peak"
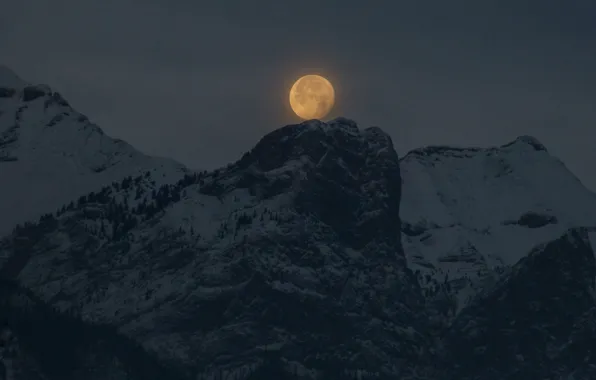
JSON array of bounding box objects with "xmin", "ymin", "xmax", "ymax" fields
[
  {"xmin": 400, "ymin": 134, "xmax": 596, "ymax": 314},
  {"xmin": 243, "ymin": 117, "xmax": 396, "ymax": 174},
  {"xmin": 402, "ymin": 134, "xmax": 547, "ymax": 162},
  {"xmin": 400, "ymin": 134, "xmax": 595, "ymax": 230},
  {"xmin": 502, "ymin": 134, "xmax": 547, "ymax": 151},
  {"xmin": 0, "ymin": 66, "xmax": 187, "ymax": 235}
]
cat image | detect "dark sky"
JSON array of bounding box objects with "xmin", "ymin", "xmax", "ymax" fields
[{"xmin": 3, "ymin": 1, "xmax": 596, "ymax": 188}]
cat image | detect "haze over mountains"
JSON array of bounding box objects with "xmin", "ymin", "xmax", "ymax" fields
[{"xmin": 1, "ymin": 66, "xmax": 595, "ymax": 379}]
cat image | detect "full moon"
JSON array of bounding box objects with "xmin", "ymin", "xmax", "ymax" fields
[{"xmin": 289, "ymin": 75, "xmax": 335, "ymax": 120}]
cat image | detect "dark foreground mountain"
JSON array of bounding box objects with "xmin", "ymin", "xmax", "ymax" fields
[
  {"xmin": 0, "ymin": 280, "xmax": 189, "ymax": 380},
  {"xmin": 439, "ymin": 228, "xmax": 596, "ymax": 379},
  {"xmin": 1, "ymin": 67, "xmax": 596, "ymax": 379}
]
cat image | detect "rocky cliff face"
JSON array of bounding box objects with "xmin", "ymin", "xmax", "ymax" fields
[{"xmin": 1, "ymin": 117, "xmax": 432, "ymax": 379}]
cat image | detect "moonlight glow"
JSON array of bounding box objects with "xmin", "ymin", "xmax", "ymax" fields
[{"xmin": 289, "ymin": 75, "xmax": 335, "ymax": 120}]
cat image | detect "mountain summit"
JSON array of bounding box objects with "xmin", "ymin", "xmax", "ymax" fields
[
  {"xmin": 0, "ymin": 67, "xmax": 595, "ymax": 379},
  {"xmin": 0, "ymin": 67, "xmax": 186, "ymax": 235},
  {"xmin": 400, "ymin": 130, "xmax": 596, "ymax": 316}
]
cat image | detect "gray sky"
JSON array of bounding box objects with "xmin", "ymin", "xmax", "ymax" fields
[{"xmin": 2, "ymin": 0, "xmax": 596, "ymax": 188}]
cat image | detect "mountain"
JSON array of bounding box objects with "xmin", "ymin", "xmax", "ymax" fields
[
  {"xmin": 1, "ymin": 66, "xmax": 595, "ymax": 379},
  {"xmin": 1, "ymin": 118, "xmax": 433, "ymax": 379},
  {"xmin": 439, "ymin": 228, "xmax": 596, "ymax": 379},
  {"xmin": 0, "ymin": 65, "xmax": 186, "ymax": 236},
  {"xmin": 0, "ymin": 279, "xmax": 190, "ymax": 380},
  {"xmin": 400, "ymin": 137, "xmax": 596, "ymax": 318}
]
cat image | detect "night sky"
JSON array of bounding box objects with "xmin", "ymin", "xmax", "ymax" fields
[{"xmin": 3, "ymin": 1, "xmax": 595, "ymax": 189}]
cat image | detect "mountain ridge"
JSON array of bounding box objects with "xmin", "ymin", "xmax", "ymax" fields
[
  {"xmin": 0, "ymin": 67, "xmax": 188, "ymax": 236},
  {"xmin": 1, "ymin": 65, "xmax": 596, "ymax": 379},
  {"xmin": 401, "ymin": 134, "xmax": 547, "ymax": 161},
  {"xmin": 399, "ymin": 124, "xmax": 596, "ymax": 316}
]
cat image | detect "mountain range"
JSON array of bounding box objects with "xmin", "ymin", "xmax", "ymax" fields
[{"xmin": 0, "ymin": 66, "xmax": 595, "ymax": 379}]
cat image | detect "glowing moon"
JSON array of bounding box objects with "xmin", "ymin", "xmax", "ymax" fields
[{"xmin": 289, "ymin": 75, "xmax": 335, "ymax": 120}]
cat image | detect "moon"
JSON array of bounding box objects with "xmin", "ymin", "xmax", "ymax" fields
[{"xmin": 289, "ymin": 75, "xmax": 335, "ymax": 120}]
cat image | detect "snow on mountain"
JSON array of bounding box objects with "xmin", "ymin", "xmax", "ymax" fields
[
  {"xmin": 0, "ymin": 67, "xmax": 187, "ymax": 236},
  {"xmin": 0, "ymin": 118, "xmax": 431, "ymax": 379},
  {"xmin": 0, "ymin": 66, "xmax": 594, "ymax": 379},
  {"xmin": 399, "ymin": 137, "xmax": 596, "ymax": 313},
  {"xmin": 0, "ymin": 111, "xmax": 595, "ymax": 378}
]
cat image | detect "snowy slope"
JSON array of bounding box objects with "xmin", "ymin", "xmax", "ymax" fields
[
  {"xmin": 400, "ymin": 137, "xmax": 596, "ymax": 313},
  {"xmin": 0, "ymin": 66, "xmax": 187, "ymax": 235}
]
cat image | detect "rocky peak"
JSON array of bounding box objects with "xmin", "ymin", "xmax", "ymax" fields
[
  {"xmin": 204, "ymin": 118, "xmax": 403, "ymax": 250},
  {"xmin": 501, "ymin": 135, "xmax": 547, "ymax": 152},
  {"xmin": 0, "ymin": 116, "xmax": 430, "ymax": 378},
  {"xmin": 243, "ymin": 117, "xmax": 397, "ymax": 173}
]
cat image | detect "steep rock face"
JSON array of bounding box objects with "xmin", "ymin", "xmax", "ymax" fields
[
  {"xmin": 400, "ymin": 138, "xmax": 596, "ymax": 319},
  {"xmin": 439, "ymin": 228, "xmax": 596, "ymax": 379},
  {"xmin": 0, "ymin": 67, "xmax": 186, "ymax": 236},
  {"xmin": 0, "ymin": 118, "xmax": 429, "ymax": 379},
  {"xmin": 552, "ymin": 304, "xmax": 596, "ymax": 378}
]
